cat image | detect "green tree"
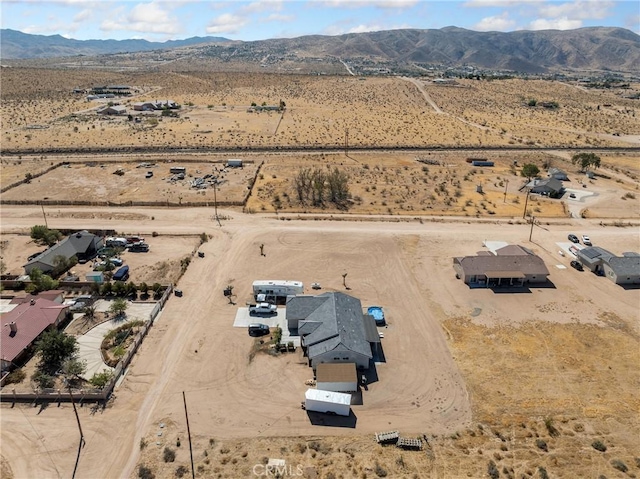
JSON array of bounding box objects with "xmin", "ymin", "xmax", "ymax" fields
[
  {"xmin": 30, "ymin": 225, "xmax": 61, "ymax": 246},
  {"xmin": 327, "ymin": 167, "xmax": 351, "ymax": 209},
  {"xmin": 152, "ymin": 283, "xmax": 163, "ymax": 299},
  {"xmin": 112, "ymin": 281, "xmax": 127, "ymax": 297},
  {"xmin": 571, "ymin": 152, "xmax": 601, "ymax": 172},
  {"xmin": 125, "ymin": 281, "xmax": 138, "ymax": 298},
  {"xmin": 62, "ymin": 358, "xmax": 87, "ymax": 381},
  {"xmin": 521, "ymin": 163, "xmax": 540, "ymax": 181},
  {"xmin": 109, "ymin": 297, "xmax": 128, "ymax": 317},
  {"xmin": 138, "ymin": 282, "xmax": 149, "ymax": 298},
  {"xmin": 100, "ymin": 281, "xmax": 113, "ymax": 296},
  {"xmin": 89, "ymin": 370, "xmax": 114, "ymax": 389},
  {"xmin": 35, "ymin": 330, "xmax": 78, "ymax": 373},
  {"xmin": 26, "ymin": 267, "xmax": 59, "ymax": 293},
  {"xmin": 52, "ymin": 254, "xmax": 77, "ymax": 277},
  {"xmin": 31, "ymin": 370, "xmax": 55, "ymax": 389}
]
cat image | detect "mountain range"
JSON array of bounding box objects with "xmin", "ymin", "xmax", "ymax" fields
[
  {"xmin": 0, "ymin": 28, "xmax": 229, "ymax": 60},
  {"xmin": 2, "ymin": 27, "xmax": 639, "ymax": 74}
]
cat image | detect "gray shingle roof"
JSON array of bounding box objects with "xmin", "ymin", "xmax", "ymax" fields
[
  {"xmin": 294, "ymin": 292, "xmax": 373, "ymax": 361},
  {"xmin": 607, "ymin": 256, "xmax": 640, "ymax": 276},
  {"xmin": 24, "ymin": 230, "xmax": 100, "ymax": 269}
]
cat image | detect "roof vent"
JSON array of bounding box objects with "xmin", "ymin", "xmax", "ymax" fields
[
  {"xmin": 76, "ymin": 232, "xmax": 83, "ymax": 238},
  {"xmin": 9, "ymin": 322, "xmax": 17, "ymax": 334},
  {"xmin": 30, "ymin": 299, "xmax": 36, "ymax": 306}
]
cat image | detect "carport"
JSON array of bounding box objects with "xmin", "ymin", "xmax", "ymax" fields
[{"xmin": 484, "ymin": 271, "xmax": 525, "ymax": 287}]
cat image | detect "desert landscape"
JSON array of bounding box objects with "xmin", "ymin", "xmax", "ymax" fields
[{"xmin": 1, "ymin": 62, "xmax": 639, "ymax": 479}]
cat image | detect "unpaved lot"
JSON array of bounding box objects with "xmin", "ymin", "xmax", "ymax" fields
[{"xmin": 0, "ymin": 206, "xmax": 638, "ymax": 478}]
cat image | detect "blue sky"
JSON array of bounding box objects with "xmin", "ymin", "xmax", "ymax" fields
[{"xmin": 2, "ymin": 1, "xmax": 638, "ymax": 42}]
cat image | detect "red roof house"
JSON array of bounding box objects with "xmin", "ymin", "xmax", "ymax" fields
[{"xmin": 1, "ymin": 298, "xmax": 68, "ymax": 371}]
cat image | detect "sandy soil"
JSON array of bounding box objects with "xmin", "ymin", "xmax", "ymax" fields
[
  {"xmin": 1, "ymin": 205, "xmax": 638, "ymax": 478},
  {"xmin": 3, "ymin": 71, "xmax": 639, "ymax": 151}
]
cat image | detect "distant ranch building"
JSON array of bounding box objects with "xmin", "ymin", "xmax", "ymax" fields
[
  {"xmin": 98, "ymin": 105, "xmax": 127, "ymax": 115},
  {"xmin": 133, "ymin": 102, "xmax": 155, "ymax": 111}
]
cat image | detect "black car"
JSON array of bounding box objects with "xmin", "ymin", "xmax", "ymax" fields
[
  {"xmin": 568, "ymin": 234, "xmax": 579, "ymax": 243},
  {"xmin": 570, "ymin": 261, "xmax": 583, "ymax": 271}
]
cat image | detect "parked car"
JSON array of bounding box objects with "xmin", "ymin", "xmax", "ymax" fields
[
  {"xmin": 249, "ymin": 303, "xmax": 277, "ymax": 315},
  {"xmin": 248, "ymin": 323, "xmax": 270, "ymax": 336},
  {"xmin": 145, "ymin": 171, "xmax": 153, "ymax": 178},
  {"xmin": 569, "ymin": 193, "xmax": 576, "ymax": 198},
  {"xmin": 129, "ymin": 242, "xmax": 149, "ymax": 252},
  {"xmin": 582, "ymin": 235, "xmax": 592, "ymax": 246},
  {"xmin": 570, "ymin": 260, "xmax": 584, "ymax": 271},
  {"xmin": 568, "ymin": 234, "xmax": 579, "ymax": 243}
]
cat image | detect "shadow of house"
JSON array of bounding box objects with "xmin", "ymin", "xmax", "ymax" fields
[
  {"xmin": 306, "ymin": 410, "xmax": 357, "ymax": 428},
  {"xmin": 24, "ymin": 230, "xmax": 104, "ymax": 275},
  {"xmin": 577, "ymin": 248, "xmax": 640, "ymax": 285},
  {"xmin": 286, "ymin": 292, "xmax": 380, "ymax": 371},
  {"xmin": 453, "ymin": 244, "xmax": 550, "ymax": 289}
]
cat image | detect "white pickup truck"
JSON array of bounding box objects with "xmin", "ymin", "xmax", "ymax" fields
[{"xmin": 248, "ymin": 302, "xmax": 277, "ymax": 315}]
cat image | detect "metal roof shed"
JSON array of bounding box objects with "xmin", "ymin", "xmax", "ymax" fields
[{"xmin": 305, "ymin": 389, "xmax": 351, "ymax": 416}]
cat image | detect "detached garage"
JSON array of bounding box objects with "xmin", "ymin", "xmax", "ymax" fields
[{"xmin": 316, "ymin": 363, "xmax": 358, "ymax": 392}]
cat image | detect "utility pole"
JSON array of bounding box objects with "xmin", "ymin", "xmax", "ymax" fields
[
  {"xmin": 529, "ymin": 216, "xmax": 535, "ymax": 242},
  {"xmin": 41, "ymin": 202, "xmax": 48, "ymax": 228},
  {"xmin": 183, "ymin": 392, "xmax": 195, "ymax": 479},
  {"xmin": 503, "ymin": 179, "xmax": 509, "ymax": 203},
  {"xmin": 213, "ymin": 178, "xmax": 220, "ymax": 227},
  {"xmin": 69, "ymin": 388, "xmax": 85, "ymax": 479},
  {"xmin": 522, "ymin": 188, "xmax": 530, "ymax": 219},
  {"xmin": 344, "ymin": 128, "xmax": 349, "ymax": 156}
]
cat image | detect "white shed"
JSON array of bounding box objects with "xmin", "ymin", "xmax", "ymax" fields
[
  {"xmin": 226, "ymin": 159, "xmax": 243, "ymax": 168},
  {"xmin": 316, "ymin": 363, "xmax": 358, "ymax": 392},
  {"xmin": 304, "ymin": 389, "xmax": 351, "ymax": 416}
]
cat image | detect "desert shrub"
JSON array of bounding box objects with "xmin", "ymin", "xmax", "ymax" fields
[
  {"xmin": 31, "ymin": 371, "xmax": 54, "ymax": 389},
  {"xmin": 90, "ymin": 370, "xmax": 114, "ymax": 389},
  {"xmin": 175, "ymin": 465, "xmax": 189, "ymax": 478},
  {"xmin": 535, "ymin": 439, "xmax": 548, "ymax": 452},
  {"xmin": 4, "ymin": 368, "xmax": 26, "ymax": 384},
  {"xmin": 544, "ymin": 417, "xmax": 560, "ymax": 437},
  {"xmin": 611, "ymin": 459, "xmax": 628, "ymax": 473},
  {"xmin": 374, "ymin": 462, "xmax": 387, "ymax": 477},
  {"xmin": 163, "ymin": 447, "xmax": 176, "ymax": 463},
  {"xmin": 138, "ymin": 465, "xmax": 155, "ymax": 479},
  {"xmin": 487, "ymin": 460, "xmax": 499, "ymax": 479},
  {"xmin": 220, "ymin": 446, "xmax": 230, "ymax": 454},
  {"xmin": 635, "ymin": 457, "xmax": 640, "ymax": 468},
  {"xmin": 140, "ymin": 438, "xmax": 147, "ymax": 450},
  {"xmin": 538, "ymin": 466, "xmax": 549, "ymax": 479},
  {"xmin": 592, "ymin": 440, "xmax": 607, "ymax": 452}
]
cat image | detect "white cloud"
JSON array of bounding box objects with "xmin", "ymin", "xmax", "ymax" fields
[
  {"xmin": 528, "ymin": 17, "xmax": 583, "ymax": 29},
  {"xmin": 100, "ymin": 1, "xmax": 182, "ymax": 35},
  {"xmin": 241, "ymin": 0, "xmax": 284, "ymax": 14},
  {"xmin": 318, "ymin": 0, "xmax": 418, "ymax": 8},
  {"xmin": 324, "ymin": 22, "xmax": 410, "ymax": 35},
  {"xmin": 73, "ymin": 8, "xmax": 92, "ymax": 23},
  {"xmin": 537, "ymin": 0, "xmax": 613, "ymax": 20},
  {"xmin": 463, "ymin": 0, "xmax": 543, "ymax": 7},
  {"xmin": 474, "ymin": 12, "xmax": 516, "ymax": 31},
  {"xmin": 206, "ymin": 13, "xmax": 248, "ymax": 34},
  {"xmin": 265, "ymin": 13, "xmax": 294, "ymax": 22}
]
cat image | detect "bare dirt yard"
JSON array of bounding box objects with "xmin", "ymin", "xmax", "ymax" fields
[
  {"xmin": 3, "ymin": 149, "xmax": 639, "ymax": 219},
  {"xmin": 1, "ymin": 206, "xmax": 638, "ymax": 479},
  {"xmin": 2, "ymin": 70, "xmax": 639, "ymax": 151}
]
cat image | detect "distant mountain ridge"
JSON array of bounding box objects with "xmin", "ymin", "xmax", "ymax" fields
[
  {"xmin": 0, "ymin": 29, "xmax": 230, "ymax": 59},
  {"xmin": 2, "ymin": 27, "xmax": 639, "ymax": 73}
]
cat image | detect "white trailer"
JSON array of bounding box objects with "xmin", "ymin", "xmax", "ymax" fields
[
  {"xmin": 304, "ymin": 389, "xmax": 351, "ymax": 417},
  {"xmin": 252, "ymin": 280, "xmax": 304, "ymax": 298}
]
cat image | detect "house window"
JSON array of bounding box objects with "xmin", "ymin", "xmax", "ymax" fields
[
  {"xmin": 333, "ymin": 357, "xmax": 340, "ymax": 360},
  {"xmin": 342, "ymin": 357, "xmax": 349, "ymax": 360}
]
